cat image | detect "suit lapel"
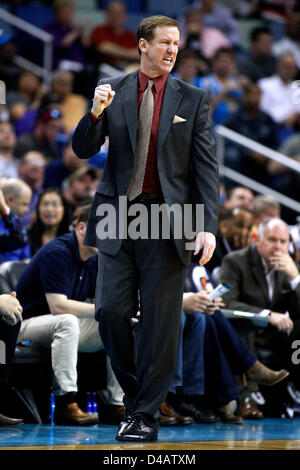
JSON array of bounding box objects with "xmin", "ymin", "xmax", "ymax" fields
[
  {"xmin": 121, "ymin": 71, "xmax": 139, "ymax": 155},
  {"xmin": 120, "ymin": 73, "xmax": 182, "ymax": 158},
  {"xmin": 250, "ymin": 247, "xmax": 270, "ymax": 305},
  {"xmin": 157, "ymin": 75, "xmax": 182, "ymax": 157}
]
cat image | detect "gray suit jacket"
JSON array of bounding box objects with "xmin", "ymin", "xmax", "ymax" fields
[
  {"xmin": 220, "ymin": 245, "xmax": 300, "ymax": 320},
  {"xmin": 72, "ymin": 71, "xmax": 219, "ymax": 265}
]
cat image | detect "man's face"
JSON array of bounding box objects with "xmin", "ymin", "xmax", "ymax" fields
[
  {"xmin": 9, "ymin": 189, "xmax": 32, "ymax": 218},
  {"xmin": 225, "ymin": 188, "xmax": 254, "ymax": 211},
  {"xmin": 177, "ymin": 58, "xmax": 198, "ymax": 82},
  {"xmin": 278, "ymin": 54, "xmax": 297, "ymax": 83},
  {"xmin": 140, "ymin": 26, "xmax": 180, "ymax": 77},
  {"xmin": 0, "ymin": 123, "xmax": 16, "ymax": 152},
  {"xmin": 71, "ymin": 175, "xmax": 96, "ymax": 201},
  {"xmin": 221, "ymin": 209, "xmax": 254, "ymax": 250},
  {"xmin": 63, "ymin": 142, "xmax": 86, "ymax": 171},
  {"xmin": 253, "ymin": 33, "xmax": 272, "ymax": 56},
  {"xmin": 19, "ymin": 153, "xmax": 45, "ymax": 190},
  {"xmin": 257, "ymin": 222, "xmax": 289, "ymax": 264},
  {"xmin": 213, "ymin": 53, "xmax": 234, "ymax": 77},
  {"xmin": 107, "ymin": 1, "xmax": 127, "ymax": 29},
  {"xmin": 43, "ymin": 119, "xmax": 62, "ymax": 141},
  {"xmin": 256, "ymin": 207, "xmax": 280, "ymax": 225}
]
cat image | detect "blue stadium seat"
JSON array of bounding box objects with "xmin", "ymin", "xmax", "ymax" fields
[
  {"xmin": 98, "ymin": 0, "xmax": 142, "ymax": 13},
  {"xmin": 15, "ymin": 5, "xmax": 55, "ymax": 30},
  {"xmin": 126, "ymin": 13, "xmax": 146, "ymax": 32},
  {"xmin": 146, "ymin": 0, "xmax": 185, "ymax": 17}
]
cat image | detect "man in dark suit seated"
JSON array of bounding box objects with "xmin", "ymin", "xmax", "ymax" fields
[{"xmin": 220, "ymin": 218, "xmax": 300, "ymax": 389}]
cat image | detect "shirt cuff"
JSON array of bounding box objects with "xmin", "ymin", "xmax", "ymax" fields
[
  {"xmin": 89, "ymin": 110, "xmax": 103, "ymax": 125},
  {"xmin": 290, "ymin": 274, "xmax": 300, "ymax": 290},
  {"xmin": 258, "ymin": 309, "xmax": 271, "ymax": 317},
  {"xmin": 183, "ymin": 292, "xmax": 194, "ymax": 299}
]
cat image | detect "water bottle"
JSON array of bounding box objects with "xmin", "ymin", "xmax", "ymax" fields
[
  {"xmin": 49, "ymin": 393, "xmax": 55, "ymax": 426},
  {"xmin": 92, "ymin": 392, "xmax": 98, "ymax": 418},
  {"xmin": 86, "ymin": 392, "xmax": 92, "ymax": 415}
]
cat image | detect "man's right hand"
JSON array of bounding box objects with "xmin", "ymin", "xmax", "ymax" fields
[
  {"xmin": 182, "ymin": 291, "xmax": 212, "ymax": 314},
  {"xmin": 91, "ymin": 84, "xmax": 115, "ymax": 118},
  {"xmin": 0, "ymin": 292, "xmax": 23, "ymax": 326},
  {"xmin": 269, "ymin": 311, "xmax": 294, "ymax": 333}
]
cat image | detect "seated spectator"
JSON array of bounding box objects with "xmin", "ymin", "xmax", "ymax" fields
[
  {"xmin": 251, "ymin": 194, "xmax": 281, "ymax": 243},
  {"xmin": 253, "ymin": 195, "xmax": 281, "ymax": 226},
  {"xmin": 238, "ymin": 27, "xmax": 277, "ymax": 83},
  {"xmin": 0, "ymin": 292, "xmax": 24, "ymax": 427},
  {"xmin": 258, "ymin": 53, "xmax": 300, "ymax": 144},
  {"xmin": 14, "ymin": 108, "xmax": 64, "ymax": 161},
  {"xmin": 220, "ymin": 218, "xmax": 300, "ymax": 390},
  {"xmin": 0, "ymin": 121, "xmax": 18, "ymax": 179},
  {"xmin": 165, "ymin": 264, "xmax": 288, "ymax": 425},
  {"xmin": 204, "ymin": 207, "xmax": 254, "ymax": 271},
  {"xmin": 44, "ymin": 133, "xmax": 86, "ymax": 189},
  {"xmin": 0, "ymin": 179, "xmax": 32, "ymax": 263},
  {"xmin": 198, "ymin": 0, "xmax": 241, "ymax": 48},
  {"xmin": 45, "ymin": 0, "xmax": 88, "ymax": 71},
  {"xmin": 16, "ymin": 204, "xmax": 123, "ymax": 425},
  {"xmin": 172, "ymin": 49, "xmax": 209, "ymax": 86},
  {"xmin": 28, "ymin": 188, "xmax": 70, "ymax": 257},
  {"xmin": 48, "ymin": 71, "xmax": 87, "ymax": 134},
  {"xmin": 6, "ymin": 71, "xmax": 44, "ymax": 137},
  {"xmin": 90, "ymin": 0, "xmax": 139, "ymax": 70},
  {"xmin": 272, "ymin": 12, "xmax": 300, "ymax": 68},
  {"xmin": 63, "ymin": 166, "xmax": 98, "ymax": 220},
  {"xmin": 18, "ymin": 151, "xmax": 46, "ymax": 227},
  {"xmin": 253, "ymin": 0, "xmax": 292, "ymax": 41},
  {"xmin": 198, "ymin": 48, "xmax": 245, "ymax": 125},
  {"xmin": 180, "ymin": 0, "xmax": 240, "ymax": 49},
  {"xmin": 225, "ymin": 83, "xmax": 278, "ymax": 183},
  {"xmin": 223, "ymin": 186, "xmax": 254, "ymax": 211},
  {"xmin": 180, "ymin": 9, "xmax": 230, "ymax": 62},
  {"xmin": 0, "ymin": 187, "xmax": 28, "ymax": 254}
]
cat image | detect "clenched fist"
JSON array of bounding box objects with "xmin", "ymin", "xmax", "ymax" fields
[{"xmin": 91, "ymin": 84, "xmax": 116, "ymax": 118}]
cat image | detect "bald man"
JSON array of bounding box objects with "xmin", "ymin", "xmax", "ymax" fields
[
  {"xmin": 0, "ymin": 179, "xmax": 32, "ymax": 262},
  {"xmin": 220, "ymin": 218, "xmax": 300, "ymax": 389}
]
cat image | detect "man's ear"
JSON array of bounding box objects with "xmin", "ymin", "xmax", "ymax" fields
[
  {"xmin": 5, "ymin": 194, "xmax": 13, "ymax": 205},
  {"xmin": 139, "ymin": 38, "xmax": 148, "ymax": 54}
]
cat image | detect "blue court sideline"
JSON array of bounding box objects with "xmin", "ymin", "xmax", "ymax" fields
[{"xmin": 0, "ymin": 419, "xmax": 300, "ymax": 447}]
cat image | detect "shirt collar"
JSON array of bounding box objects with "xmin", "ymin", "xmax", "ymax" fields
[
  {"xmin": 138, "ymin": 68, "xmax": 168, "ymax": 92},
  {"xmin": 260, "ymin": 255, "xmax": 275, "ymax": 276}
]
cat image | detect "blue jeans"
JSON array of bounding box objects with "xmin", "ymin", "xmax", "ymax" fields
[{"xmin": 169, "ymin": 311, "xmax": 206, "ymax": 395}]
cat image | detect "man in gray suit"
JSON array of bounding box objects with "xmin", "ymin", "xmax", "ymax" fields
[
  {"xmin": 220, "ymin": 218, "xmax": 300, "ymax": 389},
  {"xmin": 72, "ymin": 15, "xmax": 219, "ymax": 441}
]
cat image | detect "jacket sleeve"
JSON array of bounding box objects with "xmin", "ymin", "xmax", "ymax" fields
[
  {"xmin": 72, "ymin": 79, "xmax": 109, "ymax": 159},
  {"xmin": 0, "ymin": 211, "xmax": 28, "ymax": 252},
  {"xmin": 191, "ymin": 90, "xmax": 220, "ymax": 235},
  {"xmin": 220, "ymin": 254, "xmax": 263, "ymax": 314}
]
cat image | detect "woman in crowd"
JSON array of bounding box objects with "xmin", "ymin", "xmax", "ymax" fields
[{"xmin": 28, "ymin": 188, "xmax": 70, "ymax": 256}]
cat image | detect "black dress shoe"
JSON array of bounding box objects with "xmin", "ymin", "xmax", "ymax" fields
[
  {"xmin": 173, "ymin": 401, "xmax": 216, "ymax": 423},
  {"xmin": 115, "ymin": 416, "xmax": 158, "ymax": 442},
  {"xmin": 0, "ymin": 412, "xmax": 23, "ymax": 427}
]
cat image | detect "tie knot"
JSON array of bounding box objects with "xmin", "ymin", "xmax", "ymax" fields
[{"xmin": 147, "ymin": 80, "xmax": 154, "ymax": 90}]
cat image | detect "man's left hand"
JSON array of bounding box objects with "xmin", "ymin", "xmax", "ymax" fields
[
  {"xmin": 194, "ymin": 232, "xmax": 216, "ymax": 266},
  {"xmin": 270, "ymin": 252, "xmax": 299, "ymax": 280}
]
